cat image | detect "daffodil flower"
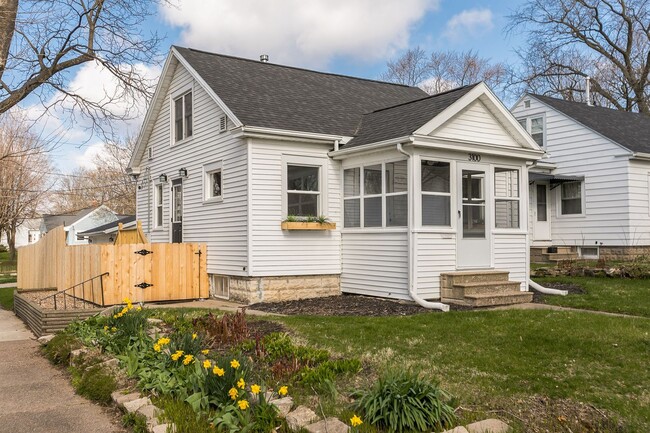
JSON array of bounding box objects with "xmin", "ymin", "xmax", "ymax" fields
[
  {"xmin": 228, "ymin": 387, "xmax": 238, "ymax": 400},
  {"xmin": 250, "ymin": 384, "xmax": 261, "ymax": 395},
  {"xmin": 350, "ymin": 415, "xmax": 363, "ymax": 427},
  {"xmin": 237, "ymin": 399, "xmax": 249, "ymax": 410},
  {"xmin": 278, "ymin": 386, "xmax": 288, "ymax": 396},
  {"xmin": 203, "ymin": 359, "xmax": 212, "ymax": 369},
  {"xmin": 237, "ymin": 378, "xmax": 245, "ymax": 389},
  {"xmin": 213, "ymin": 366, "xmax": 225, "ymax": 376},
  {"xmin": 230, "ymin": 359, "xmax": 240, "ymax": 369}
]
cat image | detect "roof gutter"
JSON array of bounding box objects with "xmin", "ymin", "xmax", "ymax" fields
[
  {"xmin": 329, "ymin": 136, "xmax": 413, "ymax": 159},
  {"xmin": 631, "ymin": 152, "xmax": 650, "ymax": 161},
  {"xmin": 396, "ymin": 142, "xmax": 449, "ymax": 312},
  {"xmin": 239, "ymin": 126, "xmax": 345, "ymax": 145}
]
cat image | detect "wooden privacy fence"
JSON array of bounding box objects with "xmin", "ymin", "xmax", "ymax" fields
[{"xmin": 17, "ymin": 226, "xmax": 209, "ymax": 306}]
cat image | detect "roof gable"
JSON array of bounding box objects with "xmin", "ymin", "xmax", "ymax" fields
[{"xmin": 529, "ymin": 94, "xmax": 650, "ymax": 153}]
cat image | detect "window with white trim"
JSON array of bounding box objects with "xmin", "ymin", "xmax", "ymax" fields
[
  {"xmin": 287, "ymin": 164, "xmax": 320, "ymax": 216},
  {"xmin": 154, "ymin": 183, "xmax": 163, "ymax": 228},
  {"xmin": 421, "ymin": 160, "xmax": 451, "ymax": 226},
  {"xmin": 343, "ymin": 160, "xmax": 408, "ymax": 228},
  {"xmin": 517, "ymin": 115, "xmax": 544, "ymax": 147},
  {"xmin": 494, "ymin": 167, "xmax": 520, "ymax": 228},
  {"xmin": 173, "ymin": 91, "xmax": 192, "ymax": 142},
  {"xmin": 204, "ymin": 161, "xmax": 223, "ymax": 201},
  {"xmin": 561, "ymin": 181, "xmax": 583, "ymax": 215}
]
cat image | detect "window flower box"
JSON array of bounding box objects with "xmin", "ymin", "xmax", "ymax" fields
[{"xmin": 281, "ymin": 221, "xmax": 336, "ymax": 230}]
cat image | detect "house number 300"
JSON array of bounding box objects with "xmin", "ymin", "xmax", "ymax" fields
[{"xmin": 468, "ymin": 153, "xmax": 481, "ymax": 162}]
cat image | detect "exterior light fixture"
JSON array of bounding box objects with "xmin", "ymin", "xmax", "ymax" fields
[
  {"xmin": 179, "ymin": 167, "xmax": 188, "ymax": 178},
  {"xmin": 159, "ymin": 173, "xmax": 167, "ymax": 183}
]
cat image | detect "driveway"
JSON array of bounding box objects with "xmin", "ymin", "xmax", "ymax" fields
[{"xmin": 0, "ymin": 308, "xmax": 124, "ymax": 433}]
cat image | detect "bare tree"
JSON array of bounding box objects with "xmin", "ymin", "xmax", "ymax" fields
[
  {"xmin": 508, "ymin": 0, "xmax": 650, "ymax": 114},
  {"xmin": 50, "ymin": 138, "xmax": 136, "ymax": 214},
  {"xmin": 0, "ymin": 0, "xmax": 167, "ymax": 136},
  {"xmin": 381, "ymin": 48, "xmax": 508, "ymax": 97},
  {"xmin": 0, "ymin": 113, "xmax": 51, "ymax": 260}
]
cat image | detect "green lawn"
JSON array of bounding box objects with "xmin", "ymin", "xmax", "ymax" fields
[
  {"xmin": 279, "ymin": 310, "xmax": 650, "ymax": 432},
  {"xmin": 534, "ymin": 276, "xmax": 650, "ymax": 317},
  {"xmin": 0, "ymin": 286, "xmax": 14, "ymax": 310}
]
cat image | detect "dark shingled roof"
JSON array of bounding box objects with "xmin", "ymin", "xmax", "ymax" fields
[
  {"xmin": 42, "ymin": 208, "xmax": 95, "ymax": 232},
  {"xmin": 175, "ymin": 47, "xmax": 427, "ymax": 137},
  {"xmin": 345, "ymin": 84, "xmax": 479, "ymax": 148},
  {"xmin": 531, "ymin": 94, "xmax": 650, "ymax": 153},
  {"xmin": 77, "ymin": 215, "xmax": 136, "ymax": 236}
]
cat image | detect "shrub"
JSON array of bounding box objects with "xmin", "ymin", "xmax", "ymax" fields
[
  {"xmin": 43, "ymin": 333, "xmax": 81, "ymax": 365},
  {"xmin": 75, "ymin": 365, "xmax": 117, "ymax": 405},
  {"xmin": 193, "ymin": 310, "xmax": 249, "ymax": 348},
  {"xmin": 353, "ymin": 371, "xmax": 457, "ymax": 433},
  {"xmin": 122, "ymin": 412, "xmax": 149, "ymax": 433}
]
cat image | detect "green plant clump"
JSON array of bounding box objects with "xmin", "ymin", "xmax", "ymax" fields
[
  {"xmin": 354, "ymin": 371, "xmax": 457, "ymax": 433},
  {"xmin": 122, "ymin": 412, "xmax": 149, "ymax": 433},
  {"xmin": 43, "ymin": 333, "xmax": 81, "ymax": 365},
  {"xmin": 75, "ymin": 365, "xmax": 117, "ymax": 405}
]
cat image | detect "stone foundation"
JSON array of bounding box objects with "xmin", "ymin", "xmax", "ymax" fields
[
  {"xmin": 599, "ymin": 246, "xmax": 650, "ymax": 261},
  {"xmin": 227, "ymin": 274, "xmax": 341, "ymax": 304}
]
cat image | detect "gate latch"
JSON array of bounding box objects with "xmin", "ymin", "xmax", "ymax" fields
[
  {"xmin": 135, "ymin": 282, "xmax": 153, "ymax": 289},
  {"xmin": 134, "ymin": 249, "xmax": 153, "ymax": 256}
]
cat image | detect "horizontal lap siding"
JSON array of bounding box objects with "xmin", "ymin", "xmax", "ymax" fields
[
  {"xmin": 415, "ymin": 233, "xmax": 455, "ymax": 299},
  {"xmin": 135, "ymin": 64, "xmax": 248, "ymax": 276},
  {"xmin": 493, "ymin": 233, "xmax": 527, "ymax": 290},
  {"xmin": 341, "ymin": 232, "xmax": 409, "ymax": 300},
  {"xmin": 250, "ymin": 140, "xmax": 341, "ymax": 276},
  {"xmin": 628, "ymin": 161, "xmax": 650, "ymax": 245},
  {"xmin": 512, "ymin": 98, "xmax": 632, "ymax": 246}
]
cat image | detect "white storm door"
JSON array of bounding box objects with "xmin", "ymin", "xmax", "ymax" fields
[
  {"xmin": 457, "ymin": 163, "xmax": 491, "ymax": 268},
  {"xmin": 533, "ymin": 183, "xmax": 551, "ymax": 241}
]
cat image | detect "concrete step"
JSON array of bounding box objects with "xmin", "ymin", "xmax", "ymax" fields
[
  {"xmin": 554, "ymin": 247, "xmax": 574, "ymax": 254},
  {"xmin": 463, "ymin": 291, "xmax": 533, "ymax": 307},
  {"xmin": 544, "ymin": 253, "xmax": 578, "ymax": 261},
  {"xmin": 454, "ymin": 281, "xmax": 523, "ymax": 296},
  {"xmin": 441, "ymin": 270, "xmax": 510, "ymax": 286}
]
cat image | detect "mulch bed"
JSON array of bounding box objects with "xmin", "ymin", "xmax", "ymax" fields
[
  {"xmin": 20, "ymin": 290, "xmax": 100, "ymax": 310},
  {"xmin": 532, "ymin": 282, "xmax": 586, "ymax": 303},
  {"xmin": 250, "ymin": 294, "xmax": 472, "ymax": 317}
]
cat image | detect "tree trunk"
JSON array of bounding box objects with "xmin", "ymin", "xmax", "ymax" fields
[
  {"xmin": 0, "ymin": 0, "xmax": 18, "ymax": 76},
  {"xmin": 7, "ymin": 223, "xmax": 16, "ymax": 261}
]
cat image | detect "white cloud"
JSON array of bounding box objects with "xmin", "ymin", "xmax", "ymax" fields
[
  {"xmin": 73, "ymin": 142, "xmax": 106, "ymax": 169},
  {"xmin": 444, "ymin": 8, "xmax": 493, "ymax": 41},
  {"xmin": 161, "ymin": 0, "xmax": 440, "ymax": 67}
]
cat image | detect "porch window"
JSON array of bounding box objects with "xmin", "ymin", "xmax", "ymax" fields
[
  {"xmin": 287, "ymin": 165, "xmax": 320, "ymax": 216},
  {"xmin": 173, "ymin": 91, "xmax": 192, "ymax": 143},
  {"xmin": 343, "ymin": 160, "xmax": 408, "ymax": 228},
  {"xmin": 154, "ymin": 183, "xmax": 163, "ymax": 228},
  {"xmin": 421, "ymin": 160, "xmax": 450, "ymax": 226},
  {"xmin": 561, "ymin": 181, "xmax": 582, "ymax": 215},
  {"xmin": 494, "ymin": 168, "xmax": 520, "ymax": 228}
]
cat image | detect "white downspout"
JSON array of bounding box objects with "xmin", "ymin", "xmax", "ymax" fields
[
  {"xmin": 397, "ymin": 142, "xmax": 450, "ymax": 312},
  {"xmin": 529, "ymin": 280, "xmax": 568, "ymax": 296}
]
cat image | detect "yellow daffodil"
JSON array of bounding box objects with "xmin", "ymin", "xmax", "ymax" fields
[
  {"xmin": 183, "ymin": 354, "xmax": 194, "ymax": 365},
  {"xmin": 350, "ymin": 415, "xmax": 363, "ymax": 427},
  {"xmin": 278, "ymin": 386, "xmax": 288, "ymax": 396},
  {"xmin": 103, "ymin": 325, "xmax": 109, "ymax": 331},
  {"xmin": 203, "ymin": 359, "xmax": 212, "ymax": 369},
  {"xmin": 171, "ymin": 350, "xmax": 184, "ymax": 361},
  {"xmin": 136, "ymin": 306, "xmax": 142, "ymax": 311},
  {"xmin": 113, "ymin": 314, "xmax": 118, "ymax": 319},
  {"xmin": 228, "ymin": 387, "xmax": 238, "ymax": 400},
  {"xmin": 123, "ymin": 297, "xmax": 132, "ymax": 304},
  {"xmin": 237, "ymin": 399, "xmax": 249, "ymax": 410},
  {"xmin": 153, "ymin": 343, "xmax": 161, "ymax": 352},
  {"xmin": 250, "ymin": 384, "xmax": 261, "ymax": 395},
  {"xmin": 237, "ymin": 378, "xmax": 245, "ymax": 389},
  {"xmin": 111, "ymin": 327, "xmax": 117, "ymax": 332},
  {"xmin": 192, "ymin": 333, "xmax": 197, "ymax": 340},
  {"xmin": 201, "ymin": 349, "xmax": 209, "ymax": 355},
  {"xmin": 213, "ymin": 366, "xmax": 225, "ymax": 376},
  {"xmin": 230, "ymin": 359, "xmax": 240, "ymax": 369},
  {"xmin": 157, "ymin": 337, "xmax": 170, "ymax": 346}
]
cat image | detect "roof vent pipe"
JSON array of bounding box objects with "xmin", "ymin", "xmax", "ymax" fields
[
  {"xmin": 585, "ymin": 76, "xmax": 592, "ymax": 106},
  {"xmin": 260, "ymin": 54, "xmax": 269, "ymax": 63}
]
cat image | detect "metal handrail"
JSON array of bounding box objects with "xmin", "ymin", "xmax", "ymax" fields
[{"xmin": 39, "ymin": 272, "xmax": 109, "ymax": 310}]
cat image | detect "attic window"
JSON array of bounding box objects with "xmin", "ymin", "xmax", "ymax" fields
[
  {"xmin": 524, "ymin": 100, "xmax": 531, "ymax": 108},
  {"xmin": 147, "ymin": 146, "xmax": 153, "ymax": 160},
  {"xmin": 173, "ymin": 91, "xmax": 193, "ymax": 142}
]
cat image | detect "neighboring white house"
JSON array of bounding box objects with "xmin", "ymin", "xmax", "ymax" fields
[
  {"xmin": 512, "ymin": 94, "xmax": 650, "ymax": 262},
  {"xmin": 76, "ymin": 215, "xmax": 137, "ymax": 244},
  {"xmin": 41, "ymin": 206, "xmax": 121, "ymax": 245},
  {"xmin": 0, "ymin": 218, "xmax": 42, "ymax": 249},
  {"xmin": 128, "ymin": 46, "xmax": 543, "ymax": 306}
]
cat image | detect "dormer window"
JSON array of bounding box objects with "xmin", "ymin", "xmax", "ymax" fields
[
  {"xmin": 174, "ymin": 91, "xmax": 192, "ymax": 142},
  {"xmin": 517, "ymin": 115, "xmax": 545, "ymax": 147}
]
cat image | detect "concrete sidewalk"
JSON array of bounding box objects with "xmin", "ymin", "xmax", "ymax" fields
[{"xmin": 0, "ymin": 308, "xmax": 124, "ymax": 432}]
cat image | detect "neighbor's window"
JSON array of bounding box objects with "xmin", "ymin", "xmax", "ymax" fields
[
  {"xmin": 517, "ymin": 116, "xmax": 544, "ymax": 147},
  {"xmin": 421, "ymin": 160, "xmax": 450, "ymax": 226},
  {"xmin": 561, "ymin": 181, "xmax": 582, "ymax": 215},
  {"xmin": 204, "ymin": 162, "xmax": 223, "ymax": 201},
  {"xmin": 494, "ymin": 168, "xmax": 520, "ymax": 228},
  {"xmin": 287, "ymin": 165, "xmax": 320, "ymax": 216},
  {"xmin": 173, "ymin": 91, "xmax": 193, "ymax": 142},
  {"xmin": 154, "ymin": 183, "xmax": 163, "ymax": 228}
]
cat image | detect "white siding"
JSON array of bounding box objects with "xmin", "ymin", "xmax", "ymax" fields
[
  {"xmin": 415, "ymin": 233, "xmax": 456, "ymax": 299},
  {"xmin": 433, "ymin": 100, "xmax": 520, "ymax": 147},
  {"xmin": 249, "ymin": 139, "xmax": 341, "ymax": 276},
  {"xmin": 513, "ymin": 97, "xmax": 634, "ymax": 246},
  {"xmin": 135, "ymin": 63, "xmax": 249, "ymax": 276},
  {"xmin": 341, "ymin": 231, "xmax": 409, "ymax": 299},
  {"xmin": 627, "ymin": 160, "xmax": 650, "ymax": 246},
  {"xmin": 493, "ymin": 233, "xmax": 528, "ymax": 290}
]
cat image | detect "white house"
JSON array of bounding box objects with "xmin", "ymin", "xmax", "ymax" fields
[
  {"xmin": 41, "ymin": 206, "xmax": 120, "ymax": 245},
  {"xmin": 128, "ymin": 47, "xmax": 544, "ymax": 307},
  {"xmin": 512, "ymin": 94, "xmax": 650, "ymax": 262},
  {"xmin": 0, "ymin": 218, "xmax": 42, "ymax": 249}
]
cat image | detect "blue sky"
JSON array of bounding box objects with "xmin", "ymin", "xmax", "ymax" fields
[{"xmin": 44, "ymin": 0, "xmax": 529, "ymax": 172}]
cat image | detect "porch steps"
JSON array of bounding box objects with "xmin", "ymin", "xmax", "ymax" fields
[
  {"xmin": 532, "ymin": 246, "xmax": 579, "ymax": 263},
  {"xmin": 441, "ymin": 270, "xmax": 533, "ymax": 307}
]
